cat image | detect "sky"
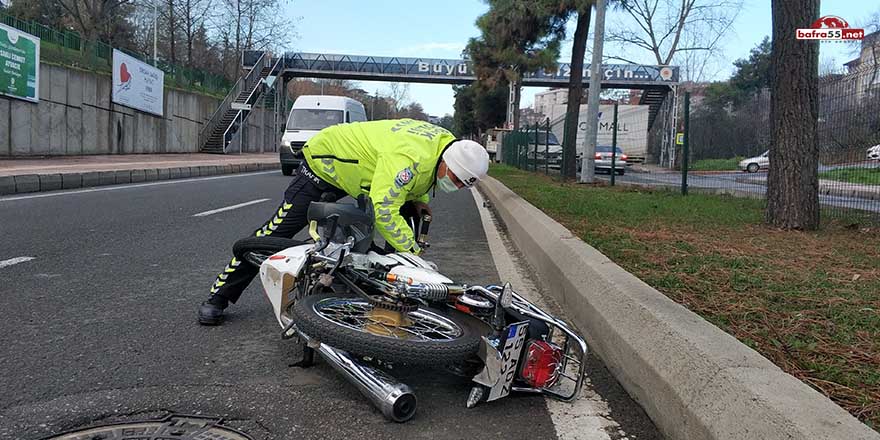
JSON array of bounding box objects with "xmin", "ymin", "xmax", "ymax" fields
[{"xmin": 284, "ymin": 0, "xmax": 878, "ymax": 117}]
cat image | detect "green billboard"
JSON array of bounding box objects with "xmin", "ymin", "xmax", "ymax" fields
[{"xmin": 0, "ymin": 23, "xmax": 40, "ymax": 103}]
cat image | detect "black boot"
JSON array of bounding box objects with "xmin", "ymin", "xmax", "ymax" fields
[{"xmin": 198, "ymin": 296, "xmax": 229, "ymax": 326}]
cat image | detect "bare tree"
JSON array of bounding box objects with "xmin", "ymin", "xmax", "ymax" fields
[
  {"xmin": 48, "ymin": 0, "xmax": 134, "ymax": 42},
  {"xmin": 386, "ymin": 83, "xmax": 410, "ymax": 117},
  {"xmin": 819, "ymin": 55, "xmax": 843, "ymax": 76},
  {"xmin": 674, "ymin": 22, "xmax": 728, "ymax": 82},
  {"xmin": 177, "ymin": 0, "xmax": 214, "ymax": 65},
  {"xmin": 212, "ymin": 0, "xmax": 293, "ymax": 78},
  {"xmin": 766, "ymin": 0, "xmax": 819, "ymax": 230},
  {"xmin": 605, "ymin": 0, "xmax": 741, "ymax": 78}
]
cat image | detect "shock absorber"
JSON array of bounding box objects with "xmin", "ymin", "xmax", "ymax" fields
[{"xmin": 404, "ymin": 283, "xmax": 449, "ymax": 302}]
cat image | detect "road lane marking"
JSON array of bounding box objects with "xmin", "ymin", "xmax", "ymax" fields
[
  {"xmin": 193, "ymin": 198, "xmax": 270, "ymax": 217},
  {"xmin": 0, "ymin": 256, "xmax": 35, "ymax": 268},
  {"xmin": 0, "ymin": 171, "xmax": 277, "ymax": 202},
  {"xmin": 471, "ymin": 189, "xmax": 624, "ymax": 440}
]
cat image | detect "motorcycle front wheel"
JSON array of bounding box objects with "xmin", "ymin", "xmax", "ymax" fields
[{"xmin": 291, "ymin": 294, "xmax": 485, "ymax": 365}]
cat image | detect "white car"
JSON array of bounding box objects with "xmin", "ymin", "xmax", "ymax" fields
[
  {"xmin": 868, "ymin": 144, "xmax": 880, "ymax": 161},
  {"xmin": 739, "ymin": 150, "xmax": 769, "ymax": 173}
]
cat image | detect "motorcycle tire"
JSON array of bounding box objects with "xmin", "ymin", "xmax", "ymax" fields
[
  {"xmin": 232, "ymin": 236, "xmax": 307, "ymax": 267},
  {"xmin": 291, "ymin": 293, "xmax": 486, "ymax": 365}
]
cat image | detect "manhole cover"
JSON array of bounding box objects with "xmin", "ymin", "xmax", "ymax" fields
[{"xmin": 44, "ymin": 414, "xmax": 253, "ymax": 440}]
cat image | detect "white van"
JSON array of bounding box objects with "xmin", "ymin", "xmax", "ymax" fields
[{"xmin": 280, "ymin": 95, "xmax": 367, "ymax": 175}]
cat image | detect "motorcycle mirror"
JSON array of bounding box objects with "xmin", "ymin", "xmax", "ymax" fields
[{"xmin": 500, "ymin": 283, "xmax": 514, "ymax": 308}]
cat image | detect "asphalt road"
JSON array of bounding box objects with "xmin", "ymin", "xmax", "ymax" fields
[{"xmin": 0, "ymin": 171, "xmax": 660, "ymax": 439}]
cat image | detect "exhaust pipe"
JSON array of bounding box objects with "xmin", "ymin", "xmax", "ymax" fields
[{"xmin": 315, "ymin": 342, "xmax": 417, "ymax": 422}]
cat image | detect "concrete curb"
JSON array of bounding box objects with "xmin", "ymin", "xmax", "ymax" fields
[
  {"xmin": 0, "ymin": 163, "xmax": 281, "ymax": 195},
  {"xmin": 617, "ymin": 180, "xmax": 766, "ymax": 200},
  {"xmin": 478, "ymin": 176, "xmax": 879, "ymax": 440},
  {"xmin": 736, "ymin": 176, "xmax": 880, "ymax": 201}
]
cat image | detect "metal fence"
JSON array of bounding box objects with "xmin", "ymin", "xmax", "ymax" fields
[
  {"xmin": 1, "ymin": 11, "xmax": 231, "ymax": 97},
  {"xmin": 500, "ymin": 119, "xmax": 558, "ymax": 174},
  {"xmin": 501, "ymin": 63, "xmax": 880, "ymax": 225}
]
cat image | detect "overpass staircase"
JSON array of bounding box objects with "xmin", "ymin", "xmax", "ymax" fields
[{"xmin": 199, "ymin": 52, "xmax": 283, "ymax": 154}]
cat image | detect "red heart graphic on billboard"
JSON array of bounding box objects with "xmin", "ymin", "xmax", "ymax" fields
[{"xmin": 120, "ymin": 63, "xmax": 132, "ymax": 83}]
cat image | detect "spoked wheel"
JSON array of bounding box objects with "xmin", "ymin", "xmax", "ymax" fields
[
  {"xmin": 291, "ymin": 294, "xmax": 485, "ymax": 365},
  {"xmin": 232, "ymin": 236, "xmax": 307, "ymax": 267}
]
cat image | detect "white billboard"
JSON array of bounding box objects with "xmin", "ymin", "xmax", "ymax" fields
[
  {"xmin": 112, "ymin": 49, "xmax": 163, "ymax": 116},
  {"xmin": 549, "ymin": 104, "xmax": 649, "ymax": 157}
]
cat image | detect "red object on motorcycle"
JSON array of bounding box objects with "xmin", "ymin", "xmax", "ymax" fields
[
  {"xmin": 269, "ymin": 255, "xmax": 286, "ymax": 260},
  {"xmin": 520, "ymin": 340, "xmax": 563, "ymax": 389}
]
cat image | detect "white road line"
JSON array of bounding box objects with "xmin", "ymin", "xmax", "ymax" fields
[
  {"xmin": 0, "ymin": 256, "xmax": 35, "ymax": 269},
  {"xmin": 471, "ymin": 188, "xmax": 626, "ymax": 440},
  {"xmin": 0, "ymin": 171, "xmax": 277, "ymax": 202},
  {"xmin": 193, "ymin": 198, "xmax": 270, "ymax": 217}
]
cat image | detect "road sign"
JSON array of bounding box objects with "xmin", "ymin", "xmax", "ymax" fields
[{"xmin": 676, "ymin": 132, "xmax": 684, "ymax": 145}]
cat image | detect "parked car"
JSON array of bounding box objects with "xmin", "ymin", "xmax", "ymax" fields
[
  {"xmin": 594, "ymin": 146, "xmax": 627, "ymax": 175},
  {"xmin": 868, "ymin": 144, "xmax": 880, "ymax": 161},
  {"xmin": 525, "ymin": 131, "xmax": 563, "ymax": 168},
  {"xmin": 574, "ymin": 146, "xmax": 628, "ymax": 175},
  {"xmin": 279, "ymin": 95, "xmax": 367, "ymax": 175},
  {"xmin": 739, "ymin": 150, "xmax": 769, "ymax": 173}
]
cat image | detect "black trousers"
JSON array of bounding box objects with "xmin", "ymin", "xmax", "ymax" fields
[{"xmin": 208, "ymin": 163, "xmax": 346, "ymax": 303}]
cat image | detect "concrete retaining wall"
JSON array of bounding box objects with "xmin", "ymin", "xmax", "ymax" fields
[
  {"xmin": 0, "ymin": 63, "xmax": 278, "ymax": 156},
  {"xmin": 478, "ymin": 176, "xmax": 879, "ymax": 440}
]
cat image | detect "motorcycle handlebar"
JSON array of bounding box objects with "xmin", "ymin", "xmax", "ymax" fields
[{"xmin": 417, "ymin": 213, "xmax": 431, "ymax": 248}]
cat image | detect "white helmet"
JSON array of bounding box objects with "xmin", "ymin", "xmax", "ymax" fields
[{"xmin": 442, "ymin": 140, "xmax": 489, "ymax": 188}]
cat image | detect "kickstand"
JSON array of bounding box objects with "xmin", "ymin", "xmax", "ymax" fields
[{"xmin": 290, "ymin": 344, "xmax": 315, "ymax": 368}]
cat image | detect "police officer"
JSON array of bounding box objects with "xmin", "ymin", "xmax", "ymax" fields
[{"xmin": 198, "ymin": 119, "xmax": 490, "ymax": 325}]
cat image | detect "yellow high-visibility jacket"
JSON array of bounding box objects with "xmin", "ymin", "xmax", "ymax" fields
[{"xmin": 304, "ymin": 119, "xmax": 456, "ymax": 254}]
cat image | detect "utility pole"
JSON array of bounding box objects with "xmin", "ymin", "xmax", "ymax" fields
[
  {"xmin": 579, "ymin": 0, "xmax": 606, "ymax": 183},
  {"xmin": 152, "ymin": 0, "xmax": 158, "ymax": 64}
]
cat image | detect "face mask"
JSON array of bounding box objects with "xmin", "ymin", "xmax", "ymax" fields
[{"xmin": 437, "ymin": 174, "xmax": 459, "ymax": 193}]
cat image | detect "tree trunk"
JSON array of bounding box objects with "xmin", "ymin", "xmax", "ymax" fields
[
  {"xmin": 766, "ymin": 0, "xmax": 820, "ymax": 229},
  {"xmin": 512, "ymin": 78, "xmax": 521, "ymax": 131},
  {"xmin": 562, "ymin": 6, "xmax": 591, "ymax": 179},
  {"xmin": 168, "ymin": 0, "xmax": 177, "ymax": 64}
]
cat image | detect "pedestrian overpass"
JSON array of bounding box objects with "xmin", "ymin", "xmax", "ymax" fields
[{"xmin": 198, "ymin": 51, "xmax": 680, "ymax": 162}]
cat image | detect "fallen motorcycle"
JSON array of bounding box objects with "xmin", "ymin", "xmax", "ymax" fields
[{"xmin": 233, "ymin": 197, "xmax": 589, "ymax": 422}]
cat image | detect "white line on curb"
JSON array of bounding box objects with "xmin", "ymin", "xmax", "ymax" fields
[
  {"xmin": 471, "ymin": 188, "xmax": 626, "ymax": 440},
  {"xmin": 0, "ymin": 171, "xmax": 277, "ymax": 202},
  {"xmin": 193, "ymin": 198, "xmax": 270, "ymax": 217},
  {"xmin": 0, "ymin": 256, "xmax": 35, "ymax": 269}
]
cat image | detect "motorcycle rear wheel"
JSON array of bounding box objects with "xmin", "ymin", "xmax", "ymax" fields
[{"xmin": 292, "ymin": 293, "xmax": 485, "ymax": 365}]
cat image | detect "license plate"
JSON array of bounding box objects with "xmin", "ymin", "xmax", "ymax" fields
[{"xmin": 487, "ymin": 321, "xmax": 529, "ymax": 401}]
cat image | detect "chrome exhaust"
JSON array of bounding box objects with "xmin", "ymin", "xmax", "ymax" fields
[
  {"xmin": 280, "ymin": 316, "xmax": 417, "ymax": 422},
  {"xmin": 315, "ymin": 342, "xmax": 417, "ymax": 422}
]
